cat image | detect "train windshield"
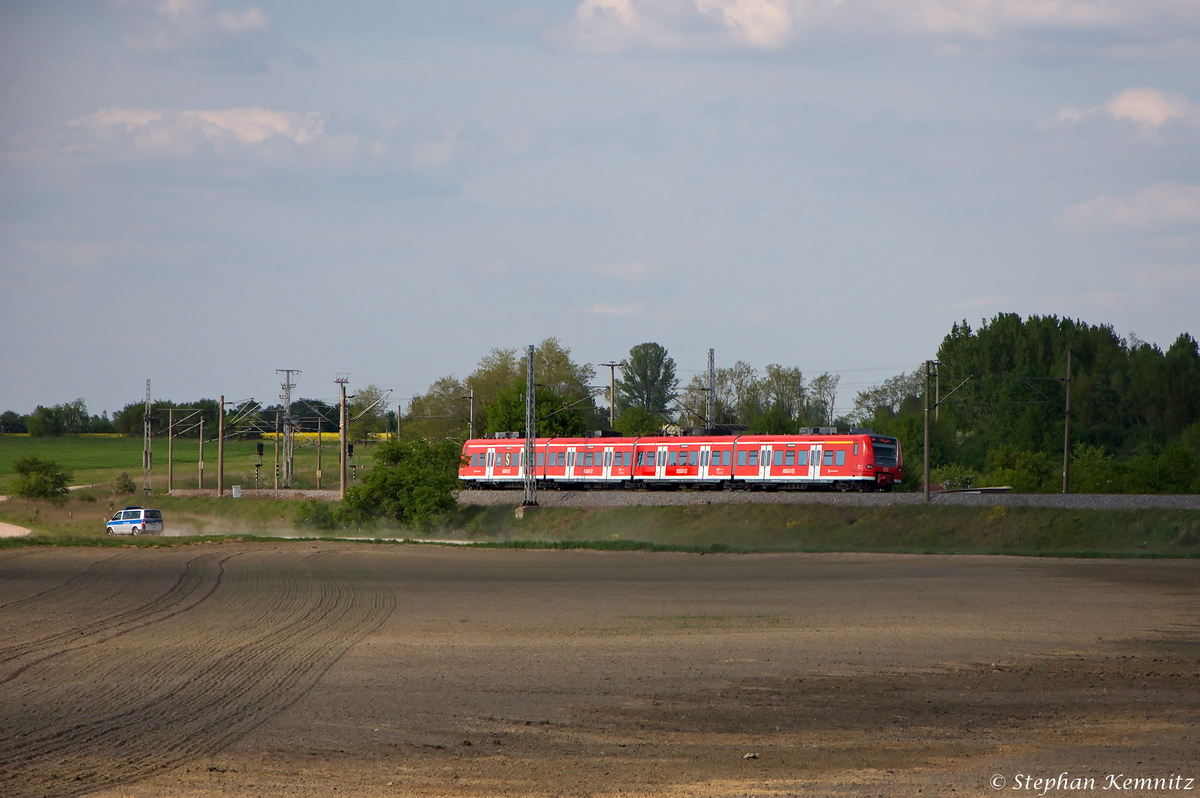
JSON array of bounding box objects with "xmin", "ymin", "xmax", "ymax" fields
[{"xmin": 872, "ymin": 441, "xmax": 898, "ymax": 467}]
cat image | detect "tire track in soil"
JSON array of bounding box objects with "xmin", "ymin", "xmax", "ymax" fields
[
  {"xmin": 0, "ymin": 552, "xmax": 233, "ymax": 685},
  {"xmin": 0, "ymin": 547, "xmax": 396, "ymax": 798}
]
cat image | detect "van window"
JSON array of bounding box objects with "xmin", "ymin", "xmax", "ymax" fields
[
  {"xmin": 835, "ymin": 450, "xmax": 846, "ymax": 466},
  {"xmin": 146, "ymin": 510, "xmax": 162, "ymax": 520},
  {"xmin": 122, "ymin": 510, "xmax": 140, "ymax": 520}
]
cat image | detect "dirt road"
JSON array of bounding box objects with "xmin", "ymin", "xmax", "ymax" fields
[{"xmin": 0, "ymin": 544, "xmax": 1196, "ymax": 797}]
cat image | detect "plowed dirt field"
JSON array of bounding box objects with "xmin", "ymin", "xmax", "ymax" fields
[{"xmin": 0, "ymin": 544, "xmax": 1197, "ymax": 797}]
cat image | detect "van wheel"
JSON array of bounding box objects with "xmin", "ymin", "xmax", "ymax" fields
[
  {"xmin": 131, "ymin": 527, "xmax": 140, "ymax": 536},
  {"xmin": 106, "ymin": 528, "xmax": 113, "ymax": 535}
]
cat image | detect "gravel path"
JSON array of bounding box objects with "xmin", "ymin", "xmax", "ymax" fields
[{"xmin": 456, "ymin": 488, "xmax": 1200, "ymax": 510}]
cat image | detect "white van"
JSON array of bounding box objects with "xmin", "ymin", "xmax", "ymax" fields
[{"xmin": 106, "ymin": 507, "xmax": 163, "ymax": 536}]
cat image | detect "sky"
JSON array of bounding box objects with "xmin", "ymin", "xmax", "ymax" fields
[{"xmin": 3, "ymin": 0, "xmax": 1200, "ymax": 419}]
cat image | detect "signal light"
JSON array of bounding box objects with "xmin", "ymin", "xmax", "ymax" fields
[
  {"xmin": 256, "ymin": 443, "xmax": 264, "ymax": 457},
  {"xmin": 347, "ymin": 444, "xmax": 354, "ymax": 456}
]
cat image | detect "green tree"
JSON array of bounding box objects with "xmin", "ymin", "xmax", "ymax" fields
[
  {"xmin": 483, "ymin": 382, "xmax": 588, "ymax": 438},
  {"xmin": 10, "ymin": 456, "xmax": 73, "ymax": 501},
  {"xmin": 338, "ymin": 438, "xmax": 462, "ymax": 527},
  {"xmin": 618, "ymin": 342, "xmax": 676, "ymax": 414},
  {"xmin": 348, "ymin": 385, "xmax": 390, "ymax": 442},
  {"xmin": 0, "ymin": 411, "xmax": 26, "ymax": 434},
  {"xmin": 615, "ymin": 406, "xmax": 666, "ymax": 436}
]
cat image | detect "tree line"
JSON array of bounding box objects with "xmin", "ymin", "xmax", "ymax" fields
[
  {"xmin": 401, "ymin": 338, "xmax": 840, "ymax": 440},
  {"xmin": 850, "ymin": 314, "xmax": 1200, "ymax": 493}
]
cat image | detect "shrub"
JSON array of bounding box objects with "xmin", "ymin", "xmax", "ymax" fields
[
  {"xmin": 930, "ymin": 464, "xmax": 977, "ymax": 491},
  {"xmin": 10, "ymin": 456, "xmax": 72, "ymax": 502},
  {"xmin": 113, "ymin": 470, "xmax": 137, "ymax": 494},
  {"xmin": 338, "ymin": 438, "xmax": 462, "ymax": 528},
  {"xmin": 293, "ymin": 499, "xmax": 338, "ymax": 531}
]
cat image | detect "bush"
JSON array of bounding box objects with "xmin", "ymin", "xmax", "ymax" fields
[
  {"xmin": 293, "ymin": 499, "xmax": 338, "ymax": 531},
  {"xmin": 113, "ymin": 470, "xmax": 137, "ymax": 494},
  {"xmin": 930, "ymin": 464, "xmax": 977, "ymax": 491},
  {"xmin": 338, "ymin": 438, "xmax": 462, "ymax": 528},
  {"xmin": 10, "ymin": 456, "xmax": 73, "ymax": 502}
]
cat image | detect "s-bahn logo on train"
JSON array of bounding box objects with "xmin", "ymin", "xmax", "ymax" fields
[{"xmin": 460, "ymin": 427, "xmax": 901, "ymax": 492}]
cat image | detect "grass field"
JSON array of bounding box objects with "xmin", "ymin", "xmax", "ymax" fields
[
  {"xmin": 0, "ymin": 434, "xmax": 381, "ymax": 494},
  {"xmin": 4, "ymin": 488, "xmax": 1200, "ymax": 558}
]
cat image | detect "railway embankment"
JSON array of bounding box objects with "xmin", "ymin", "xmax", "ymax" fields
[{"xmin": 456, "ymin": 489, "xmax": 1200, "ymax": 511}]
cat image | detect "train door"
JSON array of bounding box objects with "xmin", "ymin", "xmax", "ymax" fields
[
  {"xmin": 603, "ymin": 447, "xmax": 614, "ymax": 482},
  {"xmin": 658, "ymin": 446, "xmax": 668, "ymax": 480},
  {"xmin": 484, "ymin": 447, "xmax": 496, "ymax": 481},
  {"xmin": 566, "ymin": 447, "xmax": 577, "ymax": 481},
  {"xmin": 808, "ymin": 444, "xmax": 822, "ymax": 482},
  {"xmin": 759, "ymin": 445, "xmax": 770, "ymax": 482}
]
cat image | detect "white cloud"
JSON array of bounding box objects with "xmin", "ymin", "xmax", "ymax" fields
[
  {"xmin": 1063, "ymin": 184, "xmax": 1200, "ymax": 231},
  {"xmin": 114, "ymin": 0, "xmax": 274, "ymax": 70},
  {"xmin": 1048, "ymin": 87, "xmax": 1196, "ymax": 131},
  {"xmin": 553, "ymin": 0, "xmax": 1200, "ymax": 53},
  {"xmin": 586, "ymin": 303, "xmax": 642, "ymax": 314},
  {"xmin": 66, "ymin": 107, "xmax": 330, "ymax": 156}
]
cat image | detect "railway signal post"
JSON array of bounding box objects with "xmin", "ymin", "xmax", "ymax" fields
[{"xmin": 523, "ymin": 345, "xmax": 537, "ymax": 507}]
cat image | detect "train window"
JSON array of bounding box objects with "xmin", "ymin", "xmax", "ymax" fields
[
  {"xmin": 647, "ymin": 451, "xmax": 656, "ymax": 466},
  {"xmin": 823, "ymin": 450, "xmax": 834, "ymax": 466},
  {"xmin": 584, "ymin": 452, "xmax": 592, "ymax": 467},
  {"xmin": 723, "ymin": 450, "xmax": 731, "ymax": 466},
  {"xmin": 665, "ymin": 451, "xmax": 675, "ymax": 466},
  {"xmin": 785, "ymin": 451, "xmax": 794, "ymax": 466},
  {"xmin": 748, "ymin": 450, "xmax": 758, "ymax": 467},
  {"xmin": 700, "ymin": 451, "xmax": 708, "ymax": 467},
  {"xmin": 737, "ymin": 450, "xmax": 747, "ymax": 466},
  {"xmin": 488, "ymin": 453, "xmax": 494, "ymax": 466},
  {"xmin": 835, "ymin": 450, "xmax": 846, "ymax": 466},
  {"xmin": 566, "ymin": 452, "xmax": 573, "ymax": 466},
  {"xmin": 688, "ymin": 450, "xmax": 698, "ymax": 466},
  {"xmin": 853, "ymin": 443, "xmax": 859, "ymax": 456},
  {"xmin": 515, "ymin": 452, "xmax": 521, "ymax": 467},
  {"xmin": 538, "ymin": 452, "xmax": 544, "ymax": 466},
  {"xmin": 797, "ymin": 450, "xmax": 808, "ymax": 466},
  {"xmin": 773, "ymin": 451, "xmax": 784, "ymax": 466}
]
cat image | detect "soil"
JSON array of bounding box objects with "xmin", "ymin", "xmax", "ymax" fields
[{"xmin": 0, "ymin": 544, "xmax": 1197, "ymax": 797}]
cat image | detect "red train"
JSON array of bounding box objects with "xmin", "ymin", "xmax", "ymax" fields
[{"xmin": 459, "ymin": 431, "xmax": 902, "ymax": 491}]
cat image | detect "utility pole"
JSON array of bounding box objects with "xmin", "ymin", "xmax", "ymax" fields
[
  {"xmin": 467, "ymin": 389, "xmax": 476, "ymax": 439},
  {"xmin": 1062, "ymin": 349, "xmax": 1072, "ymax": 494},
  {"xmin": 600, "ymin": 361, "xmax": 623, "ymax": 429},
  {"xmin": 277, "ymin": 369, "xmax": 300, "ymax": 488},
  {"xmin": 167, "ymin": 409, "xmax": 174, "ymax": 492},
  {"xmin": 142, "ymin": 379, "xmax": 152, "ymax": 494},
  {"xmin": 707, "ymin": 348, "xmax": 715, "ymax": 430},
  {"xmin": 217, "ymin": 395, "xmax": 225, "ymax": 497},
  {"xmin": 923, "ymin": 360, "xmax": 931, "ymax": 503},
  {"xmin": 935, "ymin": 366, "xmax": 941, "ymax": 422},
  {"xmin": 273, "ymin": 412, "xmax": 280, "ymax": 494},
  {"xmin": 337, "ymin": 376, "xmax": 349, "ymax": 500},
  {"xmin": 316, "ymin": 416, "xmax": 322, "ymax": 490},
  {"xmin": 198, "ymin": 417, "xmax": 205, "ymax": 490},
  {"xmin": 523, "ymin": 345, "xmax": 537, "ymax": 507}
]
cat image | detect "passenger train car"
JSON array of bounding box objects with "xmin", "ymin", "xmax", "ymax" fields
[{"xmin": 459, "ymin": 432, "xmax": 902, "ymax": 491}]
